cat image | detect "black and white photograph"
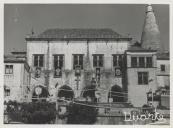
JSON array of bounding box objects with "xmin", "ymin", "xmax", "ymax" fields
[{"xmin": 3, "ymin": 2, "xmax": 171, "ymax": 125}]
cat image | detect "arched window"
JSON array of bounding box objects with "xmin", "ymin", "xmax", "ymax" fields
[
  {"xmin": 58, "ymin": 85, "xmax": 74, "ymax": 100},
  {"xmin": 108, "ymin": 85, "xmax": 124, "ymax": 102},
  {"xmin": 32, "ymin": 85, "xmax": 49, "ymax": 102}
]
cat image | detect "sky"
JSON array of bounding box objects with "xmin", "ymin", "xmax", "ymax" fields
[{"xmin": 4, "ymin": 4, "xmax": 169, "ymax": 54}]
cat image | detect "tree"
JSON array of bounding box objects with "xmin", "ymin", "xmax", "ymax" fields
[
  {"xmin": 82, "ymin": 85, "xmax": 96, "ymax": 101},
  {"xmin": 21, "ymin": 102, "xmax": 56, "ymax": 124},
  {"xmin": 6, "ymin": 101, "xmax": 56, "ymax": 124},
  {"xmin": 67, "ymin": 101, "xmax": 98, "ymax": 124}
]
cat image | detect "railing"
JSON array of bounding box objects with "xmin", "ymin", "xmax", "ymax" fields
[
  {"xmin": 4, "ymin": 75, "xmax": 14, "ymax": 81},
  {"xmin": 161, "ymin": 90, "xmax": 170, "ymax": 95},
  {"xmin": 4, "ymin": 74, "xmax": 14, "ymax": 78}
]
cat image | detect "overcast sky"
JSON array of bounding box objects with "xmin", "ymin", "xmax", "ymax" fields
[{"xmin": 4, "ymin": 4, "xmax": 169, "ymax": 54}]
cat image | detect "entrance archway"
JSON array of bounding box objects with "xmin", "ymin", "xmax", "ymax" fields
[
  {"xmin": 58, "ymin": 85, "xmax": 74, "ymax": 100},
  {"xmin": 32, "ymin": 85, "xmax": 49, "ymax": 102},
  {"xmin": 82, "ymin": 85, "xmax": 96, "ymax": 102},
  {"xmin": 108, "ymin": 85, "xmax": 124, "ymax": 102}
]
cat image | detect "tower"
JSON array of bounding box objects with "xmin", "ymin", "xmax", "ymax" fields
[{"xmin": 141, "ymin": 4, "xmax": 161, "ymax": 52}]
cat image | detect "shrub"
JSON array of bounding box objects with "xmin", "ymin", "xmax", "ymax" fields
[
  {"xmin": 6, "ymin": 101, "xmax": 56, "ymax": 124},
  {"xmin": 67, "ymin": 101, "xmax": 98, "ymax": 124}
]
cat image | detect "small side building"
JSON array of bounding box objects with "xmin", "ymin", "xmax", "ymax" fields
[
  {"xmin": 4, "ymin": 51, "xmax": 31, "ymax": 103},
  {"xmin": 156, "ymin": 52, "xmax": 170, "ymax": 108},
  {"xmin": 156, "ymin": 52, "xmax": 170, "ymax": 88},
  {"xmin": 126, "ymin": 45, "xmax": 158, "ymax": 107}
]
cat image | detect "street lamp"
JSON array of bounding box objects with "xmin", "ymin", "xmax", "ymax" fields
[
  {"xmin": 4, "ymin": 104, "xmax": 8, "ymax": 124},
  {"xmin": 91, "ymin": 77, "xmax": 101, "ymax": 102},
  {"xmin": 75, "ymin": 66, "xmax": 81, "ymax": 98},
  {"xmin": 148, "ymin": 78, "xmax": 154, "ymax": 106},
  {"xmin": 75, "ymin": 66, "xmax": 81, "ymax": 76},
  {"xmin": 75, "ymin": 66, "xmax": 81, "ymax": 90}
]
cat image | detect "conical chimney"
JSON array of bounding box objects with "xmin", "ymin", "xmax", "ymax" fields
[{"xmin": 141, "ymin": 4, "xmax": 161, "ymax": 52}]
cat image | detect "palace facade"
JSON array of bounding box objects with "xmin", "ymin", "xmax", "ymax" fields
[{"xmin": 4, "ymin": 5, "xmax": 170, "ymax": 107}]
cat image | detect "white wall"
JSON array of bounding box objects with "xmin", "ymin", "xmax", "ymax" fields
[
  {"xmin": 4, "ymin": 62, "xmax": 31, "ymax": 102},
  {"xmin": 4, "ymin": 63, "xmax": 23, "ymax": 102},
  {"xmin": 156, "ymin": 59, "xmax": 170, "ymax": 87},
  {"xmin": 157, "ymin": 60, "xmax": 170, "ymax": 75},
  {"xmin": 126, "ymin": 52, "xmax": 157, "ymax": 107},
  {"xmin": 27, "ymin": 40, "xmax": 129, "ymax": 101}
]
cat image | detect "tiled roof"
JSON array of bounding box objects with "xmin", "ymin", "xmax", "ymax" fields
[
  {"xmin": 4, "ymin": 55, "xmax": 26, "ymax": 63},
  {"xmin": 11, "ymin": 51, "xmax": 26, "ymax": 55},
  {"xmin": 26, "ymin": 28, "xmax": 132, "ymax": 41},
  {"xmin": 127, "ymin": 45, "xmax": 157, "ymax": 52},
  {"xmin": 157, "ymin": 52, "xmax": 169, "ymax": 60}
]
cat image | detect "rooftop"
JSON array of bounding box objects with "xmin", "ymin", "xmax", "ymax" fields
[
  {"xmin": 4, "ymin": 51, "xmax": 26, "ymax": 63},
  {"xmin": 157, "ymin": 52, "xmax": 169, "ymax": 60},
  {"xmin": 26, "ymin": 28, "xmax": 132, "ymax": 41},
  {"xmin": 4, "ymin": 55, "xmax": 26, "ymax": 63},
  {"xmin": 127, "ymin": 45, "xmax": 157, "ymax": 52}
]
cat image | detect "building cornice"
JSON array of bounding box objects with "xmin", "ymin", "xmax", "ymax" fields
[
  {"xmin": 157, "ymin": 58, "xmax": 169, "ymax": 60},
  {"xmin": 25, "ymin": 37, "xmax": 132, "ymax": 42},
  {"xmin": 126, "ymin": 50, "xmax": 157, "ymax": 52},
  {"xmin": 4, "ymin": 60, "xmax": 26, "ymax": 63}
]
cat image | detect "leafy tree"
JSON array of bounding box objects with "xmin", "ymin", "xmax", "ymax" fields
[
  {"xmin": 67, "ymin": 101, "xmax": 98, "ymax": 124},
  {"xmin": 6, "ymin": 101, "xmax": 56, "ymax": 124}
]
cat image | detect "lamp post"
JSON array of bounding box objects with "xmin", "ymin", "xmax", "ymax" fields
[
  {"xmin": 55, "ymin": 85, "xmax": 59, "ymax": 124},
  {"xmin": 147, "ymin": 89, "xmax": 153, "ymax": 106},
  {"xmin": 4, "ymin": 104, "xmax": 8, "ymax": 124},
  {"xmin": 148, "ymin": 79, "xmax": 154, "ymax": 106},
  {"xmin": 75, "ymin": 66, "xmax": 81, "ymax": 97}
]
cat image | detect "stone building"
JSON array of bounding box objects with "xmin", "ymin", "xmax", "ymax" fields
[
  {"xmin": 26, "ymin": 28, "xmax": 131, "ymax": 103},
  {"xmin": 4, "ymin": 4, "xmax": 169, "ymax": 108},
  {"xmin": 156, "ymin": 52, "xmax": 170, "ymax": 88},
  {"xmin": 140, "ymin": 5, "xmax": 170, "ymax": 107},
  {"xmin": 4, "ymin": 51, "xmax": 31, "ymax": 102},
  {"xmin": 156, "ymin": 52, "xmax": 170, "ymax": 108},
  {"xmin": 125, "ymin": 4, "xmax": 163, "ymax": 107},
  {"xmin": 145, "ymin": 52, "xmax": 170, "ymax": 108},
  {"xmin": 24, "ymin": 4, "xmax": 169, "ymax": 107},
  {"xmin": 126, "ymin": 46, "xmax": 158, "ymax": 107}
]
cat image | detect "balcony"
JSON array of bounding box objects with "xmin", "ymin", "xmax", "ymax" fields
[{"xmin": 4, "ymin": 74, "xmax": 14, "ymax": 80}]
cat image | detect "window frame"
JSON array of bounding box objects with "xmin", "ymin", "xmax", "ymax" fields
[
  {"xmin": 160, "ymin": 64, "xmax": 166, "ymax": 72},
  {"xmin": 131, "ymin": 57, "xmax": 137, "ymax": 67},
  {"xmin": 146, "ymin": 57, "xmax": 153, "ymax": 68},
  {"xmin": 5, "ymin": 65, "xmax": 13, "ymax": 74},
  {"xmin": 139, "ymin": 57, "xmax": 145, "ymax": 67},
  {"xmin": 33, "ymin": 54, "xmax": 44, "ymax": 67},
  {"xmin": 131, "ymin": 56, "xmax": 153, "ymax": 68},
  {"xmin": 53, "ymin": 54, "xmax": 64, "ymax": 78},
  {"xmin": 112, "ymin": 54, "xmax": 123, "ymax": 67},
  {"xmin": 138, "ymin": 72, "xmax": 149, "ymax": 85},
  {"xmin": 5, "ymin": 89, "xmax": 10, "ymax": 97},
  {"xmin": 92, "ymin": 54, "xmax": 104, "ymax": 68},
  {"xmin": 73, "ymin": 54, "xmax": 84, "ymax": 70}
]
